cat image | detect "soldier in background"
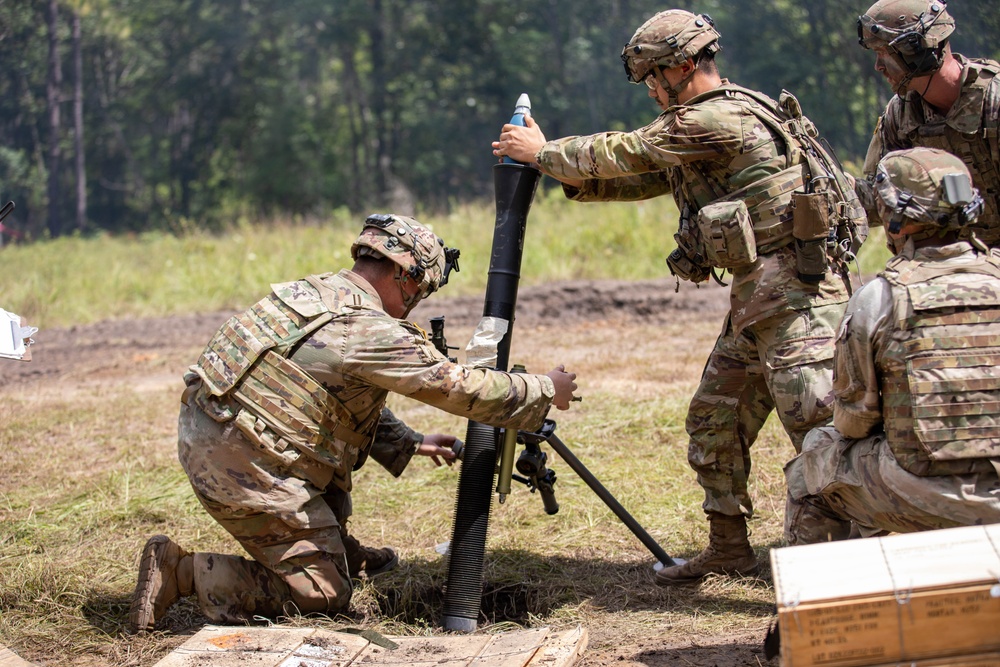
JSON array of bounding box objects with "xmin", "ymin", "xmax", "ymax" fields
[
  {"xmin": 785, "ymin": 147, "xmax": 1000, "ymax": 545},
  {"xmin": 128, "ymin": 214, "xmax": 578, "ymax": 632},
  {"xmin": 856, "ymin": 0, "xmax": 1000, "ymax": 245},
  {"xmin": 493, "ymin": 9, "xmax": 866, "ymax": 584}
]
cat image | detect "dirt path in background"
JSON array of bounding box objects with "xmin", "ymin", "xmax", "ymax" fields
[
  {"xmin": 2, "ymin": 278, "xmax": 778, "ymax": 666},
  {"xmin": 0, "ymin": 277, "xmax": 730, "ymax": 390}
]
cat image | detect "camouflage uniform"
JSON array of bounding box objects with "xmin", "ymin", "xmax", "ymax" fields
[
  {"xmin": 786, "ymin": 147, "xmax": 1000, "ymax": 544},
  {"xmin": 176, "ymin": 268, "xmax": 554, "ymax": 623},
  {"xmin": 785, "ymin": 241, "xmax": 1000, "ymax": 543},
  {"xmin": 857, "ymin": 54, "xmax": 1000, "ymax": 244},
  {"xmin": 537, "ymin": 83, "xmax": 860, "ymax": 519}
]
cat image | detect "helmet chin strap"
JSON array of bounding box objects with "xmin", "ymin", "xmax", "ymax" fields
[
  {"xmin": 394, "ymin": 266, "xmax": 422, "ymax": 318},
  {"xmin": 657, "ymin": 63, "xmax": 697, "ymax": 105},
  {"xmin": 894, "ymin": 70, "xmax": 916, "ymax": 97},
  {"xmin": 918, "ymin": 67, "xmax": 937, "ymax": 98},
  {"xmin": 891, "ymin": 48, "xmax": 940, "ymax": 97}
]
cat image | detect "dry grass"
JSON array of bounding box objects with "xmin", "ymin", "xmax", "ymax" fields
[{"xmin": 0, "ymin": 302, "xmax": 797, "ymax": 665}]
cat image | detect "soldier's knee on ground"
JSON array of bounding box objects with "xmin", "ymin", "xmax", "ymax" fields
[
  {"xmin": 280, "ymin": 550, "xmax": 353, "ymax": 614},
  {"xmin": 784, "ymin": 493, "xmax": 852, "ymax": 546}
]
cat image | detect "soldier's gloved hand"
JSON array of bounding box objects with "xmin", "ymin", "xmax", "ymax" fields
[
  {"xmin": 546, "ymin": 365, "xmax": 578, "ymax": 410},
  {"xmin": 418, "ymin": 433, "xmax": 459, "ymax": 467}
]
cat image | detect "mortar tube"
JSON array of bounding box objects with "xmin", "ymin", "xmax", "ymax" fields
[{"xmin": 441, "ymin": 161, "xmax": 541, "ymax": 633}]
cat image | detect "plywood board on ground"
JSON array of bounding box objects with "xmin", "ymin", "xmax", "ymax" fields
[
  {"xmin": 0, "ymin": 646, "xmax": 35, "ymax": 667},
  {"xmin": 771, "ymin": 524, "xmax": 1000, "ymax": 667},
  {"xmin": 153, "ymin": 625, "xmax": 587, "ymax": 667}
]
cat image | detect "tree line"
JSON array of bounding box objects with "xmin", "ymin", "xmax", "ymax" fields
[{"xmin": 1, "ymin": 0, "xmax": 997, "ymax": 241}]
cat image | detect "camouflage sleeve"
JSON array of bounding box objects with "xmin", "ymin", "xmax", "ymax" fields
[
  {"xmin": 861, "ymin": 115, "xmax": 887, "ymax": 179},
  {"xmin": 565, "ymin": 171, "xmax": 673, "ymax": 202},
  {"xmin": 854, "ymin": 176, "xmax": 883, "ymax": 228},
  {"xmin": 344, "ymin": 317, "xmax": 555, "ymax": 431},
  {"xmin": 536, "ymin": 102, "xmax": 742, "ymax": 185},
  {"xmin": 831, "ymin": 280, "xmax": 893, "ymax": 438},
  {"xmin": 856, "ymin": 115, "xmax": 889, "ymax": 228},
  {"xmin": 368, "ymin": 407, "xmax": 423, "ymax": 477}
]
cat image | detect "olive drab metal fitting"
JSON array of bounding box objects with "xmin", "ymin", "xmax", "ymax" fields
[
  {"xmin": 351, "ymin": 214, "xmax": 460, "ymax": 298},
  {"xmin": 621, "ymin": 10, "xmax": 721, "ymax": 84},
  {"xmin": 858, "ymin": 0, "xmax": 954, "ymax": 77},
  {"xmin": 875, "ymin": 147, "xmax": 984, "ymax": 233}
]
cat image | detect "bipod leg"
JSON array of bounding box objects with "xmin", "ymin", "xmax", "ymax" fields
[{"xmin": 525, "ymin": 419, "xmax": 678, "ymax": 568}]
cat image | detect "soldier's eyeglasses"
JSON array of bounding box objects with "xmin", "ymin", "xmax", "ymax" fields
[{"xmin": 644, "ymin": 70, "xmax": 660, "ymax": 90}]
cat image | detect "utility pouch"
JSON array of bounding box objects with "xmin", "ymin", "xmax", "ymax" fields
[
  {"xmin": 666, "ymin": 247, "xmax": 711, "ymax": 284},
  {"xmin": 695, "ymin": 200, "xmax": 757, "ymax": 269},
  {"xmin": 791, "ymin": 192, "xmax": 830, "ymax": 283},
  {"xmin": 666, "ymin": 206, "xmax": 712, "ymax": 284}
]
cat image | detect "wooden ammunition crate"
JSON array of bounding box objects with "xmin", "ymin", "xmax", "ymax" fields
[
  {"xmin": 771, "ymin": 524, "xmax": 1000, "ymax": 667},
  {"xmin": 868, "ymin": 653, "xmax": 1000, "ymax": 667}
]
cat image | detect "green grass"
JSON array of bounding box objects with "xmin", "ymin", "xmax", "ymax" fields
[{"xmin": 0, "ymin": 192, "xmax": 891, "ymax": 328}]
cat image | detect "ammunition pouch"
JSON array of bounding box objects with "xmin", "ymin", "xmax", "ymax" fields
[
  {"xmin": 666, "ymin": 247, "xmax": 711, "ymax": 283},
  {"xmin": 791, "ymin": 192, "xmax": 832, "ymax": 283},
  {"xmin": 667, "ymin": 209, "xmax": 712, "ymax": 284},
  {"xmin": 695, "ymin": 200, "xmax": 758, "ymax": 269}
]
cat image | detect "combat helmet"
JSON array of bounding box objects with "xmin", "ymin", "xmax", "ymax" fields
[
  {"xmin": 621, "ymin": 10, "xmax": 721, "ymax": 84},
  {"xmin": 351, "ymin": 214, "xmax": 460, "ymax": 302},
  {"xmin": 858, "ymin": 0, "xmax": 955, "ymax": 79},
  {"xmin": 874, "ymin": 147, "xmax": 983, "ymax": 235}
]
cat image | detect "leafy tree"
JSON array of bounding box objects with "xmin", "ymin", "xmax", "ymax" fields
[{"xmin": 0, "ymin": 0, "xmax": 997, "ymax": 236}]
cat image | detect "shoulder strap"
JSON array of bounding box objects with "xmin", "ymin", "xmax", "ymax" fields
[{"xmin": 707, "ymin": 84, "xmax": 800, "ymax": 168}]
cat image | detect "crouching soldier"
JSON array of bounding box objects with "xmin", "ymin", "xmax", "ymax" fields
[
  {"xmin": 128, "ymin": 214, "xmax": 578, "ymax": 631},
  {"xmin": 785, "ymin": 148, "xmax": 1000, "ymax": 545}
]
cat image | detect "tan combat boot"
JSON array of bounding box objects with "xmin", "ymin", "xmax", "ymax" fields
[
  {"xmin": 128, "ymin": 535, "xmax": 194, "ymax": 633},
  {"xmin": 655, "ymin": 512, "xmax": 758, "ymax": 585},
  {"xmin": 343, "ymin": 534, "xmax": 398, "ymax": 579}
]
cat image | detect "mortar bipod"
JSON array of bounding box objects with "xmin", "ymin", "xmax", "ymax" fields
[{"xmin": 513, "ymin": 418, "xmax": 681, "ymax": 570}]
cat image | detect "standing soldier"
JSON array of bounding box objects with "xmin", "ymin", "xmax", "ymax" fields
[
  {"xmin": 128, "ymin": 214, "xmax": 578, "ymax": 632},
  {"xmin": 493, "ymin": 10, "xmax": 866, "ymax": 584},
  {"xmin": 785, "ymin": 148, "xmax": 1000, "ymax": 544},
  {"xmin": 856, "ymin": 0, "xmax": 1000, "ymax": 245}
]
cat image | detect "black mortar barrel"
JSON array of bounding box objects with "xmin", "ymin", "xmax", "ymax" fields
[{"xmin": 441, "ymin": 162, "xmax": 541, "ymax": 632}]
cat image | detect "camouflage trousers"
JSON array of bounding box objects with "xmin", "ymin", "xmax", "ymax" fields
[
  {"xmin": 177, "ymin": 401, "xmax": 354, "ymax": 624},
  {"xmin": 784, "ymin": 426, "xmax": 1000, "ymax": 545},
  {"xmin": 686, "ymin": 303, "xmax": 844, "ymax": 518}
]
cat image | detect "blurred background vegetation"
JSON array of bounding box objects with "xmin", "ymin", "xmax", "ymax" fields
[{"xmin": 2, "ymin": 0, "xmax": 998, "ymax": 241}]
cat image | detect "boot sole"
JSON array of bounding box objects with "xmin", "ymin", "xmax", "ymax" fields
[{"xmin": 128, "ymin": 535, "xmax": 171, "ymax": 633}]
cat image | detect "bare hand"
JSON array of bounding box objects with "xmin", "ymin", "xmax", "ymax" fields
[
  {"xmin": 491, "ymin": 115, "xmax": 546, "ymax": 164},
  {"xmin": 417, "ymin": 433, "xmax": 459, "ymax": 467},
  {"xmin": 546, "ymin": 364, "xmax": 578, "ymax": 410}
]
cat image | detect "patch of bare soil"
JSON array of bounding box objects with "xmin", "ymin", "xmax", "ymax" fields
[
  {"xmin": 0, "ymin": 277, "xmax": 729, "ymax": 389},
  {"xmin": 580, "ymin": 630, "xmax": 772, "ymax": 667}
]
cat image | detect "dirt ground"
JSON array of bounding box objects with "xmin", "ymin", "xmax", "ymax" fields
[
  {"xmin": 0, "ymin": 276, "xmax": 726, "ymax": 390},
  {"xmin": 1, "ymin": 277, "xmax": 776, "ymax": 666}
]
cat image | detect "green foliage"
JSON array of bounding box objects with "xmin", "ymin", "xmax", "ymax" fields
[
  {"xmin": 0, "ymin": 0, "xmax": 1000, "ymax": 239},
  {"xmin": 2, "ymin": 0, "xmax": 997, "ymax": 237}
]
